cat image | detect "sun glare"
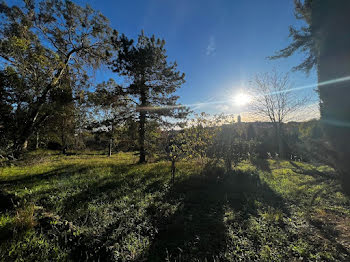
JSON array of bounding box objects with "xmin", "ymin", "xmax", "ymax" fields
[{"xmin": 233, "ymin": 93, "xmax": 251, "ymax": 106}]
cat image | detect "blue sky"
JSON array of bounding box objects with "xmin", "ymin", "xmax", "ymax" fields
[
  {"xmin": 14, "ymin": 0, "xmax": 319, "ymax": 118},
  {"xmin": 79, "ymin": 0, "xmax": 317, "ymax": 117}
]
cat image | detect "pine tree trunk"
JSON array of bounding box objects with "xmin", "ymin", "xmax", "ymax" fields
[
  {"xmin": 139, "ymin": 111, "xmax": 146, "ymax": 163},
  {"xmin": 313, "ymin": 0, "xmax": 350, "ymax": 195},
  {"xmin": 108, "ymin": 123, "xmax": 114, "ymax": 157},
  {"xmin": 225, "ymin": 157, "xmax": 232, "ymax": 173},
  {"xmin": 61, "ymin": 126, "xmax": 66, "ymax": 155},
  {"xmin": 138, "ymin": 84, "xmax": 147, "ymax": 164}
]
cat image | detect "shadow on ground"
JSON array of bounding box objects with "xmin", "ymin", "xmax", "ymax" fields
[
  {"xmin": 3, "ymin": 159, "xmax": 348, "ymax": 261},
  {"xmin": 146, "ymin": 167, "xmax": 288, "ymax": 261},
  {"xmin": 22, "ymin": 161, "xmax": 287, "ymax": 261},
  {"xmin": 251, "ymin": 157, "xmax": 271, "ymax": 173}
]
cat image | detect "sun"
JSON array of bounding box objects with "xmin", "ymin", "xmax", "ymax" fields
[{"xmin": 233, "ymin": 93, "xmax": 251, "ymax": 106}]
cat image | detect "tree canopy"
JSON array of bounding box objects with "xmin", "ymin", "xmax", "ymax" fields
[{"xmin": 0, "ymin": 0, "xmax": 115, "ymax": 155}]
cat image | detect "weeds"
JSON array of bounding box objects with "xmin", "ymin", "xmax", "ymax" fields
[{"xmin": 14, "ymin": 202, "xmax": 36, "ymax": 231}]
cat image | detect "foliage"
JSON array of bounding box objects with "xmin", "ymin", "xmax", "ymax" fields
[
  {"xmin": 181, "ymin": 113, "xmax": 222, "ymax": 163},
  {"xmin": 269, "ymin": 0, "xmax": 315, "ymax": 73},
  {"xmin": 87, "ymin": 79, "xmax": 132, "ymax": 156},
  {"xmin": 209, "ymin": 122, "xmax": 255, "ymax": 172},
  {"xmin": 0, "ymin": 0, "xmax": 115, "ymax": 155}
]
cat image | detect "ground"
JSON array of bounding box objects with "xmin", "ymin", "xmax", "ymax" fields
[{"xmin": 0, "ymin": 151, "xmax": 349, "ymax": 261}]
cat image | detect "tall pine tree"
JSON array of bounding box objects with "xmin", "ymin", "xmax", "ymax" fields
[{"xmin": 111, "ymin": 31, "xmax": 189, "ymax": 163}]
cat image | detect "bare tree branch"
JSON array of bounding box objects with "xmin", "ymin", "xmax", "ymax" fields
[{"xmin": 249, "ymin": 70, "xmax": 310, "ymax": 124}]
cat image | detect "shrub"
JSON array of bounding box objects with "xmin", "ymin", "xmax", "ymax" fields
[{"xmin": 209, "ymin": 123, "xmax": 255, "ymax": 172}]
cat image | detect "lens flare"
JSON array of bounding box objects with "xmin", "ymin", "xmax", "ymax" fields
[{"xmin": 233, "ymin": 93, "xmax": 251, "ymax": 106}]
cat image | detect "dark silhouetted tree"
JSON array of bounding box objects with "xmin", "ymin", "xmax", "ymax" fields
[
  {"xmin": 271, "ymin": 0, "xmax": 350, "ymax": 194},
  {"xmin": 247, "ymin": 123, "xmax": 256, "ymax": 141}
]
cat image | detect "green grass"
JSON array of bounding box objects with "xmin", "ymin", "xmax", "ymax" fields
[{"xmin": 0, "ymin": 152, "xmax": 349, "ymax": 261}]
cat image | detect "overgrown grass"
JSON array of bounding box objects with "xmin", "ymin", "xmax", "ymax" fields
[{"xmin": 0, "ymin": 152, "xmax": 349, "ymax": 261}]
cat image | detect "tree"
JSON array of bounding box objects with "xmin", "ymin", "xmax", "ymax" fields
[
  {"xmin": 111, "ymin": 31, "xmax": 189, "ymax": 163},
  {"xmin": 160, "ymin": 129, "xmax": 187, "ymax": 184},
  {"xmin": 0, "ymin": 70, "xmax": 21, "ymax": 155},
  {"xmin": 46, "ymin": 76, "xmax": 76, "ymax": 153},
  {"xmin": 250, "ymin": 71, "xmax": 308, "ymax": 157},
  {"xmin": 271, "ymin": 0, "xmax": 350, "ymax": 194},
  {"xmin": 182, "ymin": 113, "xmax": 223, "ymax": 164},
  {"xmin": 209, "ymin": 122, "xmax": 253, "ymax": 172},
  {"xmin": 269, "ymin": 0, "xmax": 315, "ymax": 74},
  {"xmin": 0, "ymin": 0, "xmax": 115, "ymax": 156},
  {"xmin": 73, "ymin": 90, "xmax": 90, "ymax": 150},
  {"xmin": 88, "ymin": 79, "xmax": 131, "ymax": 156},
  {"xmin": 247, "ymin": 123, "xmax": 257, "ymax": 141}
]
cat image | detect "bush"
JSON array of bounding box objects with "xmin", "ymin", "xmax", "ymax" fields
[{"xmin": 209, "ymin": 124, "xmax": 255, "ymax": 172}]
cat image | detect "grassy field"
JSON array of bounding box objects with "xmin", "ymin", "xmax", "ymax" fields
[{"xmin": 0, "ymin": 151, "xmax": 349, "ymax": 261}]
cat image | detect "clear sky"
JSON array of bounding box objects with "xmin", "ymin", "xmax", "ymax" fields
[
  {"xmin": 80, "ymin": 0, "xmax": 318, "ymax": 117},
  {"xmin": 23, "ymin": 0, "xmax": 321, "ymax": 118}
]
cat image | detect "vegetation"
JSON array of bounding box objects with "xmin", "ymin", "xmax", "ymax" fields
[
  {"xmin": 1, "ymin": 0, "xmax": 350, "ymax": 260},
  {"xmin": 249, "ymin": 71, "xmax": 308, "ymax": 158},
  {"xmin": 0, "ymin": 152, "xmax": 349, "ymax": 261},
  {"xmin": 0, "ymin": 0, "xmax": 114, "ymax": 156},
  {"xmin": 111, "ymin": 31, "xmax": 189, "ymax": 163}
]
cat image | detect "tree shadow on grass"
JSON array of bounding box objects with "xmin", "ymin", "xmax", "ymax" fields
[
  {"xmin": 0, "ymin": 165, "xmax": 90, "ymax": 187},
  {"xmin": 1, "ymin": 162, "xmax": 138, "ymax": 213},
  {"xmin": 309, "ymin": 216, "xmax": 350, "ymax": 258},
  {"xmin": 251, "ymin": 157, "xmax": 271, "ymax": 173},
  {"xmin": 1, "ymin": 160, "xmax": 291, "ymax": 261},
  {"xmin": 289, "ymin": 161, "xmax": 350, "ymax": 257},
  {"xmin": 146, "ymin": 167, "xmax": 289, "ymax": 261},
  {"xmin": 59, "ymin": 163, "xmax": 171, "ymax": 222},
  {"xmin": 289, "ymin": 161, "xmax": 336, "ymax": 180},
  {"xmin": 54, "ymin": 163, "xmax": 176, "ymax": 260}
]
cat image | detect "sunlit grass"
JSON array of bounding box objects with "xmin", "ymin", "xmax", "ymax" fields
[{"xmin": 0, "ymin": 152, "xmax": 349, "ymax": 261}]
